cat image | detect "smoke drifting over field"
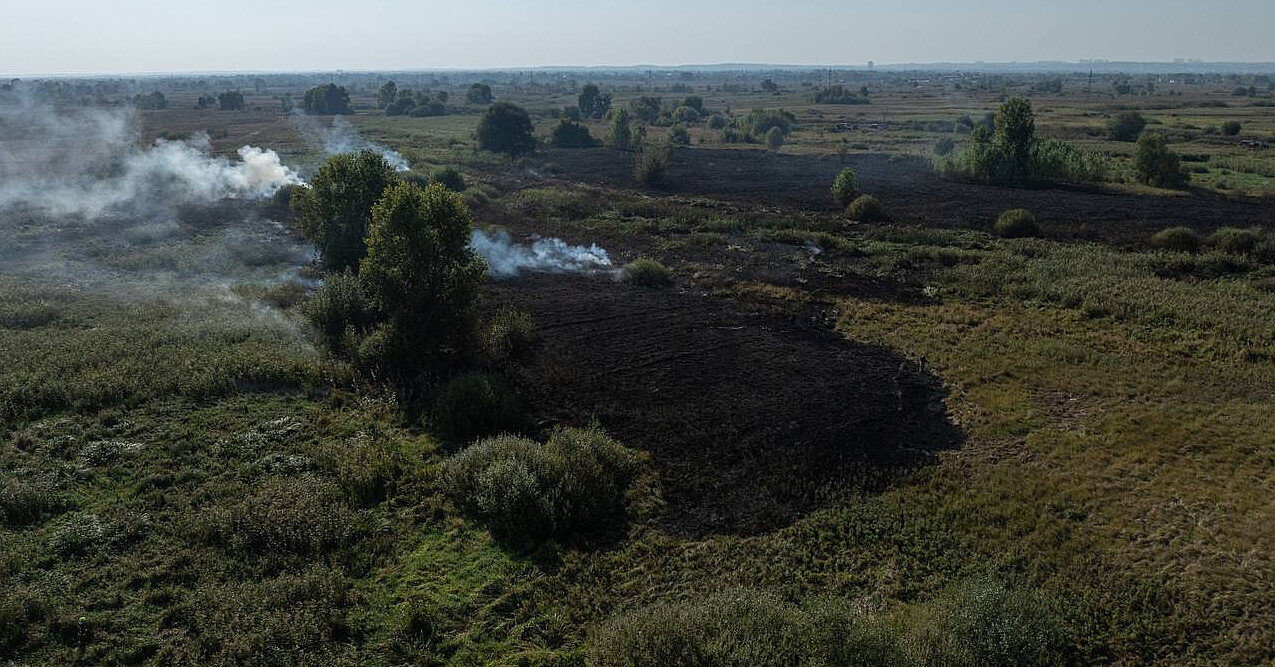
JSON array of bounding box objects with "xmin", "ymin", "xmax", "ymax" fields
[
  {"xmin": 0, "ymin": 101, "xmax": 300, "ymax": 218},
  {"xmin": 472, "ymin": 229, "xmax": 614, "ymax": 278},
  {"xmin": 289, "ymin": 113, "xmax": 410, "ymax": 171}
]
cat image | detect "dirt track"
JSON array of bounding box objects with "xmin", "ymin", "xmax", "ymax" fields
[
  {"xmin": 488, "ymin": 275, "xmax": 959, "ymax": 536},
  {"xmin": 540, "ymin": 147, "xmax": 1275, "ymax": 243}
]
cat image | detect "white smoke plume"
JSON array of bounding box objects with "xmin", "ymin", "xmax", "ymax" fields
[
  {"xmin": 0, "ymin": 101, "xmax": 300, "ymax": 217},
  {"xmin": 471, "ymin": 229, "xmax": 614, "ymax": 278},
  {"xmin": 289, "ymin": 113, "xmax": 410, "ymax": 172}
]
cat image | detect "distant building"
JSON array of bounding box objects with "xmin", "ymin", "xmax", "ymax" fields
[{"xmin": 867, "ymin": 61, "xmax": 875, "ymax": 69}]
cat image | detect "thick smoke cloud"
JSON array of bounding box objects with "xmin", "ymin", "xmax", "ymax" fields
[
  {"xmin": 472, "ymin": 229, "xmax": 614, "ymax": 278},
  {"xmin": 0, "ymin": 100, "xmax": 300, "ymax": 218},
  {"xmin": 289, "ymin": 113, "xmax": 410, "ymax": 172}
]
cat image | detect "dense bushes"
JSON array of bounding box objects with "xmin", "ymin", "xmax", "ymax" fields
[
  {"xmin": 1208, "ymin": 226, "xmax": 1264, "ymax": 254},
  {"xmin": 302, "ymin": 271, "xmax": 372, "ymax": 351},
  {"xmin": 587, "ymin": 581, "xmax": 1073, "ymax": 667},
  {"xmin": 1151, "ymin": 226, "xmax": 1202, "ymax": 252},
  {"xmin": 746, "ymin": 108, "xmax": 796, "ymax": 138},
  {"xmin": 302, "ymin": 84, "xmax": 351, "ymax": 115},
  {"xmin": 439, "ymin": 426, "xmax": 643, "ymax": 543},
  {"xmin": 466, "ymin": 83, "xmax": 493, "ymax": 105},
  {"xmin": 482, "ymin": 306, "xmax": 540, "ymax": 363},
  {"xmin": 937, "ymin": 98, "xmax": 1106, "ymax": 185},
  {"xmin": 607, "ymin": 108, "xmax": 634, "ymax": 149},
  {"xmin": 478, "ymin": 102, "xmax": 535, "ymax": 156},
  {"xmin": 430, "ymin": 371, "xmax": 527, "ymax": 443},
  {"xmin": 831, "ymin": 168, "xmax": 860, "ymax": 207},
  {"xmin": 994, "ymin": 209, "xmax": 1039, "ymax": 238},
  {"xmin": 1107, "ymin": 111, "xmax": 1147, "ymax": 142},
  {"xmin": 812, "ymin": 84, "xmax": 870, "ymax": 105},
  {"xmin": 549, "ymin": 120, "xmax": 598, "ymax": 148},
  {"xmin": 430, "ymin": 166, "xmax": 465, "ymax": 193},
  {"xmin": 845, "ymin": 194, "xmax": 890, "ymax": 222},
  {"xmin": 1133, "ymin": 133, "xmax": 1188, "ymax": 189},
  {"xmin": 620, "ymin": 257, "xmax": 673, "ymax": 286},
  {"xmin": 1222, "ymin": 120, "xmax": 1242, "ymax": 136}
]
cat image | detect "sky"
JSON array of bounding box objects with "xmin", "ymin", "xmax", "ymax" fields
[{"xmin": 2, "ymin": 0, "xmax": 1275, "ymax": 76}]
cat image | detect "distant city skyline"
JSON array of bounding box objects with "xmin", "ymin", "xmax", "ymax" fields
[{"xmin": 3, "ymin": 0, "xmax": 1275, "ymax": 76}]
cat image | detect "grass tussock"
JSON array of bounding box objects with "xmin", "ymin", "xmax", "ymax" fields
[{"xmin": 620, "ymin": 257, "xmax": 674, "ymax": 287}]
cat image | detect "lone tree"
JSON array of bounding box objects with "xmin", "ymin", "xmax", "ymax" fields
[
  {"xmin": 765, "ymin": 126, "xmax": 784, "ymax": 152},
  {"xmin": 549, "ymin": 120, "xmax": 596, "ymax": 148},
  {"xmin": 577, "ymin": 84, "xmax": 612, "ymax": 119},
  {"xmin": 477, "ymin": 102, "xmax": 535, "ymax": 156},
  {"xmin": 360, "ymin": 182, "xmax": 486, "ymax": 371},
  {"xmin": 608, "ymin": 108, "xmax": 634, "ymax": 149},
  {"xmin": 995, "ymin": 97, "xmax": 1036, "ymax": 177},
  {"xmin": 466, "ymin": 83, "xmax": 494, "ymax": 105},
  {"xmin": 291, "ymin": 150, "xmax": 398, "ymax": 272},
  {"xmin": 376, "ymin": 81, "xmax": 398, "ymax": 110},
  {"xmin": 1134, "ymin": 133, "xmax": 1188, "ymax": 189},
  {"xmin": 218, "ymin": 91, "xmax": 245, "ymax": 111},
  {"xmin": 303, "ymin": 84, "xmax": 352, "ymax": 115}
]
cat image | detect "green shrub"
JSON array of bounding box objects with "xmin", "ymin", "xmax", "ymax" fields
[
  {"xmin": 994, "ymin": 209, "xmax": 1039, "ymax": 238},
  {"xmin": 1151, "ymin": 226, "xmax": 1202, "ymax": 252},
  {"xmin": 934, "ymin": 136, "xmax": 956, "ymax": 156},
  {"xmin": 211, "ymin": 479, "xmax": 363, "ymax": 557},
  {"xmin": 478, "ymin": 101, "xmax": 536, "ymax": 156},
  {"xmin": 1106, "ymin": 111, "xmax": 1147, "ymax": 142},
  {"xmin": 482, "ymin": 306, "xmax": 540, "ymax": 363},
  {"xmin": 1208, "ymin": 226, "xmax": 1265, "ymax": 254},
  {"xmin": 430, "ymin": 372, "xmax": 527, "ymax": 444},
  {"xmin": 321, "ymin": 429, "xmax": 409, "ymax": 507},
  {"xmin": 845, "ymin": 194, "xmax": 890, "ymax": 222},
  {"xmin": 439, "ymin": 426, "xmax": 643, "ymax": 543},
  {"xmin": 904, "ymin": 579, "xmax": 1073, "ymax": 667},
  {"xmin": 1222, "ymin": 121, "xmax": 1242, "ymax": 136},
  {"xmin": 549, "ymin": 120, "xmax": 598, "ymax": 148},
  {"xmin": 707, "ymin": 114, "xmax": 728, "ymax": 130},
  {"xmin": 303, "ymin": 271, "xmax": 372, "ymax": 351},
  {"xmin": 937, "ymin": 98, "xmax": 1106, "ymax": 185},
  {"xmin": 607, "ymin": 108, "xmax": 634, "ymax": 149},
  {"xmin": 620, "ymin": 257, "xmax": 673, "ymax": 287},
  {"xmin": 1, "ymin": 475, "xmax": 67, "ymax": 528},
  {"xmin": 668, "ymin": 125, "xmax": 691, "ymax": 146},
  {"xmin": 1134, "ymin": 133, "xmax": 1188, "ymax": 189},
  {"xmin": 745, "ymin": 108, "xmax": 796, "ymax": 137},
  {"xmin": 765, "ymin": 126, "xmax": 784, "ymax": 152},
  {"xmin": 831, "ymin": 168, "xmax": 860, "ymax": 207},
  {"xmin": 430, "ymin": 166, "xmax": 466, "ymax": 192},
  {"xmin": 634, "ymin": 142, "xmax": 672, "ymax": 186}
]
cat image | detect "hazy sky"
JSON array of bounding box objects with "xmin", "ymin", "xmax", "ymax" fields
[{"xmin": 3, "ymin": 0, "xmax": 1275, "ymax": 75}]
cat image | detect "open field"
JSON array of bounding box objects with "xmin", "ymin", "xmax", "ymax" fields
[{"xmin": 2, "ymin": 68, "xmax": 1274, "ymax": 665}]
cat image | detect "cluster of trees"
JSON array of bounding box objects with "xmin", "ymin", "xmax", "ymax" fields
[
  {"xmin": 133, "ymin": 91, "xmax": 167, "ymax": 110},
  {"xmin": 291, "ymin": 151, "xmax": 484, "ymax": 375},
  {"xmin": 577, "ymin": 84, "xmax": 612, "ymax": 119},
  {"xmin": 302, "ymin": 84, "xmax": 352, "ymax": 115},
  {"xmin": 937, "ymin": 98, "xmax": 1107, "ymax": 186},
  {"xmin": 379, "ymin": 80, "xmax": 448, "ymax": 117},
  {"xmin": 1104, "ymin": 111, "xmax": 1192, "ymax": 187},
  {"xmin": 195, "ymin": 91, "xmax": 245, "ymax": 111},
  {"xmin": 811, "ymin": 84, "xmax": 870, "ymax": 105},
  {"xmin": 466, "ymin": 83, "xmax": 494, "ymax": 105},
  {"xmin": 477, "ymin": 102, "xmax": 536, "ymax": 156}
]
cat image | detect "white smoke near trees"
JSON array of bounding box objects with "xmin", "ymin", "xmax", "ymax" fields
[
  {"xmin": 0, "ymin": 100, "xmax": 300, "ymax": 218},
  {"xmin": 471, "ymin": 229, "xmax": 614, "ymax": 278},
  {"xmin": 289, "ymin": 113, "xmax": 410, "ymax": 172}
]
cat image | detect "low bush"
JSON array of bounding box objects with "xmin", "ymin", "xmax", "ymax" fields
[
  {"xmin": 586, "ymin": 581, "xmax": 1073, "ymax": 667},
  {"xmin": 482, "ymin": 306, "xmax": 540, "ymax": 363},
  {"xmin": 210, "ymin": 479, "xmax": 364, "ymax": 557},
  {"xmin": 0, "ymin": 475, "xmax": 67, "ymax": 528},
  {"xmin": 845, "ymin": 194, "xmax": 890, "ymax": 222},
  {"xmin": 994, "ymin": 209, "xmax": 1040, "ymax": 238},
  {"xmin": 934, "ymin": 136, "xmax": 956, "ymax": 156},
  {"xmin": 1208, "ymin": 226, "xmax": 1264, "ymax": 254},
  {"xmin": 439, "ymin": 426, "xmax": 643, "ymax": 543},
  {"xmin": 707, "ymin": 114, "xmax": 728, "ymax": 130},
  {"xmin": 668, "ymin": 125, "xmax": 691, "ymax": 146},
  {"xmin": 1222, "ymin": 121, "xmax": 1242, "ymax": 136},
  {"xmin": 430, "ymin": 371, "xmax": 527, "ymax": 444},
  {"xmin": 302, "ymin": 271, "xmax": 373, "ymax": 352},
  {"xmin": 549, "ymin": 120, "xmax": 598, "ymax": 148},
  {"xmin": 1150, "ymin": 226, "xmax": 1202, "ymax": 252},
  {"xmin": 1134, "ymin": 133, "xmax": 1188, "ymax": 189},
  {"xmin": 831, "ymin": 168, "xmax": 860, "ymax": 207},
  {"xmin": 620, "ymin": 257, "xmax": 673, "ymax": 287},
  {"xmin": 1106, "ymin": 111, "xmax": 1147, "ymax": 142},
  {"xmin": 430, "ymin": 166, "xmax": 466, "ymax": 192},
  {"xmin": 634, "ymin": 142, "xmax": 672, "ymax": 186}
]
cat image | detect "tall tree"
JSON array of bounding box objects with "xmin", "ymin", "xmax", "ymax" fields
[{"xmin": 291, "ymin": 151, "xmax": 397, "ymax": 271}]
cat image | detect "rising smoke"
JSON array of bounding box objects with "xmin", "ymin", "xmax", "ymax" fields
[
  {"xmin": 471, "ymin": 228, "xmax": 615, "ymax": 278},
  {"xmin": 288, "ymin": 113, "xmax": 410, "ymax": 172}
]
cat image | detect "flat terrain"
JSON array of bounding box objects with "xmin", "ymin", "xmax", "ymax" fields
[{"xmin": 3, "ymin": 70, "xmax": 1274, "ymax": 665}]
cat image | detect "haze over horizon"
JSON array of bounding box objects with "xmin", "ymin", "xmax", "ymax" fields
[{"xmin": 3, "ymin": 0, "xmax": 1275, "ymax": 77}]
